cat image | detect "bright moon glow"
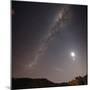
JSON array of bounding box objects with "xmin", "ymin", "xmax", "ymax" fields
[
  {"xmin": 70, "ymin": 52, "xmax": 76, "ymax": 61},
  {"xmin": 70, "ymin": 52, "xmax": 75, "ymax": 57}
]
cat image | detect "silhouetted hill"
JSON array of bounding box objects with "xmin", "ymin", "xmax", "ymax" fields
[
  {"xmin": 12, "ymin": 75, "xmax": 87, "ymax": 89},
  {"xmin": 69, "ymin": 75, "xmax": 87, "ymax": 86},
  {"xmin": 12, "ymin": 78, "xmax": 58, "ymax": 89}
]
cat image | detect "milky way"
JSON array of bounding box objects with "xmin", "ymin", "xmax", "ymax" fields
[{"xmin": 29, "ymin": 5, "xmax": 72, "ymax": 68}]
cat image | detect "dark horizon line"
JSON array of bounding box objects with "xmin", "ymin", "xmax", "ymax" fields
[{"xmin": 12, "ymin": 74, "xmax": 87, "ymax": 83}]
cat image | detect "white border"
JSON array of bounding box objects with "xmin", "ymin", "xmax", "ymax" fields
[
  {"xmin": 15, "ymin": 0, "xmax": 88, "ymax": 5},
  {"xmin": 0, "ymin": 0, "xmax": 89, "ymax": 90},
  {"xmin": 0, "ymin": 0, "xmax": 10, "ymax": 90}
]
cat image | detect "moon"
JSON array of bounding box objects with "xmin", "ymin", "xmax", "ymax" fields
[{"xmin": 70, "ymin": 52, "xmax": 76, "ymax": 61}]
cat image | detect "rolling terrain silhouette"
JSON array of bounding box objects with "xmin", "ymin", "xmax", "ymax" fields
[{"xmin": 12, "ymin": 75, "xmax": 87, "ymax": 89}]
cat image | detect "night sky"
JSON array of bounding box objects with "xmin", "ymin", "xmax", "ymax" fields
[{"xmin": 12, "ymin": 1, "xmax": 87, "ymax": 83}]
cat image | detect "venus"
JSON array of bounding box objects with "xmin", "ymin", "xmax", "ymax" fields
[{"xmin": 70, "ymin": 52, "xmax": 76, "ymax": 61}]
